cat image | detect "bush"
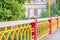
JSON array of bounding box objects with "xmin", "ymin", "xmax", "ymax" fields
[{"xmin": 40, "ymin": 10, "xmax": 48, "ymax": 18}]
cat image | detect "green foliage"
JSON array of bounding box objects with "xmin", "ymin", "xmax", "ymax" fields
[
  {"xmin": 41, "ymin": 3, "xmax": 59, "ymax": 18},
  {"xmin": 0, "ymin": 0, "xmax": 30, "ymax": 21},
  {"xmin": 19, "ymin": 14, "xmax": 28, "ymax": 20},
  {"xmin": 50, "ymin": 4, "xmax": 55, "ymax": 17},
  {"xmin": 49, "ymin": 4, "xmax": 58, "ymax": 17},
  {"xmin": 53, "ymin": 0, "xmax": 60, "ymax": 16},
  {"xmin": 41, "ymin": 10, "xmax": 48, "ymax": 18},
  {"xmin": 40, "ymin": 4, "xmax": 56, "ymax": 18}
]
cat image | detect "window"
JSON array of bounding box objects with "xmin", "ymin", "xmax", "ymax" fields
[
  {"xmin": 29, "ymin": 9, "xmax": 34, "ymax": 17},
  {"xmin": 39, "ymin": 0, "xmax": 41, "ymax": 1},
  {"xmin": 33, "ymin": 0, "xmax": 35, "ymax": 1},
  {"xmin": 39, "ymin": 0, "xmax": 46, "ymax": 1},
  {"xmin": 37, "ymin": 9, "xmax": 42, "ymax": 17}
]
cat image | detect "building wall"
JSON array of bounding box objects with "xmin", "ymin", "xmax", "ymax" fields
[
  {"xmin": 25, "ymin": 0, "xmax": 47, "ymax": 18},
  {"xmin": 50, "ymin": 0, "xmax": 55, "ymax": 4}
]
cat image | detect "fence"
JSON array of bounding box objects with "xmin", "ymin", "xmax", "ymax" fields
[{"xmin": 0, "ymin": 16, "xmax": 59, "ymax": 40}]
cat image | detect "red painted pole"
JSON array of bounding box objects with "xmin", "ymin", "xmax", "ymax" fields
[
  {"xmin": 31, "ymin": 17, "xmax": 37, "ymax": 40},
  {"xmin": 56, "ymin": 16, "xmax": 58, "ymax": 29},
  {"xmin": 48, "ymin": 17, "xmax": 52, "ymax": 34}
]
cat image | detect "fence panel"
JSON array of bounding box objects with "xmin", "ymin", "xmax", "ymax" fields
[
  {"xmin": 0, "ymin": 24, "xmax": 33, "ymax": 40},
  {"xmin": 37, "ymin": 20, "xmax": 49, "ymax": 40},
  {"xmin": 52, "ymin": 19, "xmax": 57, "ymax": 32},
  {"xmin": 58, "ymin": 17, "xmax": 60, "ymax": 27}
]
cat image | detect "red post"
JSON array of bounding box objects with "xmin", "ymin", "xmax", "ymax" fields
[
  {"xmin": 56, "ymin": 16, "xmax": 58, "ymax": 29},
  {"xmin": 48, "ymin": 17, "xmax": 52, "ymax": 34},
  {"xmin": 31, "ymin": 17, "xmax": 37, "ymax": 40}
]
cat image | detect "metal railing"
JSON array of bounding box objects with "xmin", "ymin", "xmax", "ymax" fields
[
  {"xmin": 0, "ymin": 17, "xmax": 59, "ymax": 40},
  {"xmin": 0, "ymin": 19, "xmax": 35, "ymax": 40}
]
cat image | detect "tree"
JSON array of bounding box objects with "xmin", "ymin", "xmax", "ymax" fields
[{"xmin": 0, "ymin": 0, "xmax": 30, "ymax": 21}]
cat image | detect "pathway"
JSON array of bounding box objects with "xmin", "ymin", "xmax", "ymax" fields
[{"xmin": 43, "ymin": 28, "xmax": 60, "ymax": 40}]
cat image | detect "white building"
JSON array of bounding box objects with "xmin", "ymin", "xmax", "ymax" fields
[{"xmin": 25, "ymin": 0, "xmax": 47, "ymax": 18}]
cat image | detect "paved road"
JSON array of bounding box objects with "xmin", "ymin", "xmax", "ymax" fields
[{"xmin": 43, "ymin": 28, "xmax": 60, "ymax": 40}]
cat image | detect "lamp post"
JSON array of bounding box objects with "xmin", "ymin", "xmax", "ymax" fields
[{"xmin": 48, "ymin": 0, "xmax": 50, "ymax": 17}]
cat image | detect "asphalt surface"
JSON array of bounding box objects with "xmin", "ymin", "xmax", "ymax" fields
[{"xmin": 43, "ymin": 28, "xmax": 60, "ymax": 40}]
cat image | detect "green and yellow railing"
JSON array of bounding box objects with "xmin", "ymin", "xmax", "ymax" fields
[{"xmin": 0, "ymin": 17, "xmax": 60, "ymax": 40}]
